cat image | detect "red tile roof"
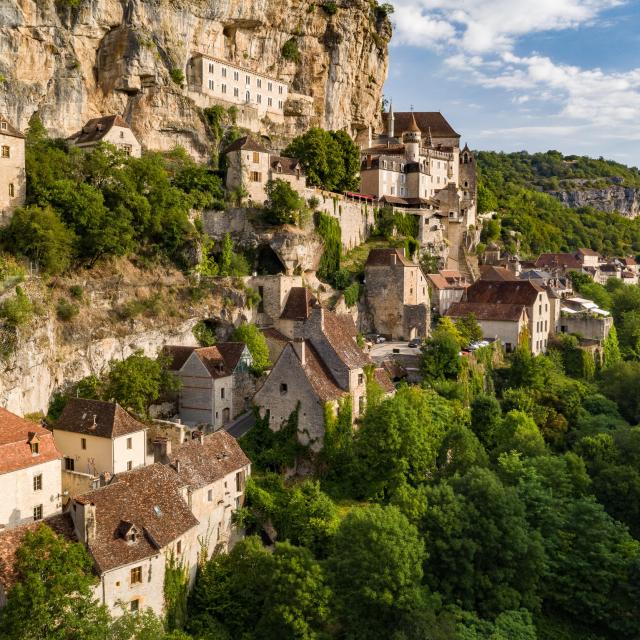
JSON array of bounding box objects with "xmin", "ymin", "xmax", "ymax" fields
[
  {"xmin": 161, "ymin": 345, "xmax": 196, "ymax": 371},
  {"xmin": 479, "ymin": 265, "xmax": 519, "ymax": 281},
  {"xmin": 55, "ymin": 399, "xmax": 147, "ymax": 439},
  {"xmin": 447, "ymin": 301, "xmax": 527, "ymax": 322},
  {"xmin": 75, "ymin": 464, "xmax": 197, "ymax": 573},
  {"xmin": 0, "ymin": 408, "xmax": 61, "ymax": 475},
  {"xmin": 535, "ymin": 253, "xmax": 582, "ymax": 270},
  {"xmin": 578, "ymin": 247, "xmax": 600, "ymax": 257},
  {"xmin": 466, "ymin": 280, "xmax": 543, "ymax": 306},
  {"xmin": 70, "ymin": 115, "xmax": 130, "ymax": 145},
  {"xmin": 169, "ymin": 430, "xmax": 250, "ymax": 490}
]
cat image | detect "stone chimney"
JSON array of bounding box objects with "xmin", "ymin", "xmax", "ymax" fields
[
  {"xmin": 292, "ymin": 339, "xmax": 306, "ymax": 365},
  {"xmin": 153, "ymin": 437, "xmax": 171, "ymax": 463},
  {"xmin": 73, "ymin": 498, "xmax": 96, "ymax": 546}
]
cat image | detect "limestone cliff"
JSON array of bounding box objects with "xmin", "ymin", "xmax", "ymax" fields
[
  {"xmin": 0, "ymin": 0, "xmax": 390, "ymax": 158},
  {"xmin": 549, "ymin": 186, "xmax": 640, "ymax": 218}
]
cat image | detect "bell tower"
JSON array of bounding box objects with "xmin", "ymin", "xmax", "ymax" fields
[{"xmin": 402, "ymin": 111, "xmax": 421, "ymax": 162}]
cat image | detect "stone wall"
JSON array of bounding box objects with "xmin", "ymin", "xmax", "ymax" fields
[{"xmin": 559, "ymin": 313, "xmax": 613, "ymax": 342}]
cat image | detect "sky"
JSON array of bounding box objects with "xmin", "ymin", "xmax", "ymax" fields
[{"xmin": 383, "ymin": 0, "xmax": 640, "ymax": 166}]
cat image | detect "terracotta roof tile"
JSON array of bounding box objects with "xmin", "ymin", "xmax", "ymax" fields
[
  {"xmin": 479, "ymin": 265, "xmax": 519, "ymax": 281},
  {"xmin": 55, "ymin": 399, "xmax": 147, "ymax": 439},
  {"xmin": 301, "ymin": 342, "xmax": 346, "ymax": 402},
  {"xmin": 447, "ymin": 301, "xmax": 528, "ymax": 322},
  {"xmin": 365, "ymin": 247, "xmax": 414, "ymax": 267},
  {"xmin": 466, "ymin": 280, "xmax": 543, "ymax": 306},
  {"xmin": 280, "ymin": 287, "xmax": 316, "ymax": 321},
  {"xmin": 168, "ymin": 430, "xmax": 250, "ymax": 490},
  {"xmin": 321, "ymin": 311, "xmax": 370, "ymax": 369},
  {"xmin": 535, "ymin": 253, "xmax": 582, "ymax": 270},
  {"xmin": 0, "ymin": 408, "xmax": 61, "ymax": 475},
  {"xmin": 270, "ymin": 155, "xmax": 304, "ymax": 176},
  {"xmin": 75, "ymin": 464, "xmax": 197, "ymax": 573},
  {"xmin": 161, "ymin": 345, "xmax": 196, "ymax": 371}
]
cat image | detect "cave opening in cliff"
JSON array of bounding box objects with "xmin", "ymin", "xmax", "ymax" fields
[{"xmin": 256, "ymin": 245, "xmax": 286, "ymax": 275}]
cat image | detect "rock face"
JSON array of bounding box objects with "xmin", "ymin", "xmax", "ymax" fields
[
  {"xmin": 0, "ymin": 0, "xmax": 390, "ymax": 158},
  {"xmin": 549, "ymin": 186, "xmax": 640, "ymax": 218}
]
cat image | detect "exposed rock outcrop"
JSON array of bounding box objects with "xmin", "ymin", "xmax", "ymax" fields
[
  {"xmin": 549, "ymin": 186, "xmax": 640, "ymax": 218},
  {"xmin": 0, "ymin": 0, "xmax": 390, "ymax": 158}
]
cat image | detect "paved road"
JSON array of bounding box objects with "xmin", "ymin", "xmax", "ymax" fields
[
  {"xmin": 225, "ymin": 411, "xmax": 256, "ymax": 439},
  {"xmin": 369, "ymin": 341, "xmax": 421, "ymax": 361}
]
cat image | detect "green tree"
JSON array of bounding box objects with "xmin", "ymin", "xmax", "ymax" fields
[
  {"xmin": 455, "ymin": 313, "xmax": 483, "ymax": 346},
  {"xmin": 436, "ymin": 424, "xmax": 488, "ymax": 477},
  {"xmin": 218, "ymin": 232, "xmax": 233, "ymax": 276},
  {"xmin": 421, "ymin": 326, "xmax": 462, "ymax": 381},
  {"xmin": 421, "ymin": 467, "xmax": 545, "ymax": 617},
  {"xmin": 353, "ymin": 386, "xmax": 451, "ymax": 498},
  {"xmin": 0, "ymin": 524, "xmax": 110, "ymax": 639},
  {"xmin": 327, "ymin": 505, "xmax": 429, "ymax": 640},
  {"xmin": 599, "ymin": 360, "xmax": 640, "ymax": 423},
  {"xmin": 470, "ymin": 394, "xmax": 502, "ymax": 448},
  {"xmin": 265, "ymin": 179, "xmax": 306, "ymax": 226},
  {"xmin": 496, "ymin": 410, "xmax": 547, "ymax": 457},
  {"xmin": 230, "ymin": 323, "xmax": 271, "ymax": 375},
  {"xmin": 104, "ymin": 350, "xmax": 180, "ymax": 415}
]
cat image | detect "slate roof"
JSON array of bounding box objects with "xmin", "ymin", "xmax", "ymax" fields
[
  {"xmin": 280, "ymin": 287, "xmax": 316, "ymax": 321},
  {"xmin": 168, "ymin": 430, "xmax": 250, "ymax": 490},
  {"xmin": 0, "ymin": 513, "xmax": 76, "ymax": 592},
  {"xmin": 222, "ymin": 135, "xmax": 269, "ymax": 154},
  {"xmin": 365, "ymin": 247, "xmax": 414, "ymax": 268},
  {"xmin": 466, "ymin": 280, "xmax": 543, "ymax": 307},
  {"xmin": 71, "ymin": 115, "xmax": 130, "ymax": 145},
  {"xmin": 0, "ymin": 115, "xmax": 25, "ymax": 139},
  {"xmin": 0, "ymin": 408, "xmax": 61, "ymax": 475},
  {"xmin": 535, "ymin": 253, "xmax": 582, "ymax": 270},
  {"xmin": 162, "ymin": 343, "xmax": 246, "ymax": 377},
  {"xmin": 55, "ymin": 398, "xmax": 147, "ymax": 439},
  {"xmin": 447, "ymin": 301, "xmax": 527, "ymax": 322},
  {"xmin": 322, "ymin": 311, "xmax": 370, "ymax": 369},
  {"xmin": 382, "ymin": 111, "xmax": 460, "ymax": 139},
  {"xmin": 75, "ymin": 464, "xmax": 197, "ymax": 573},
  {"xmin": 215, "ymin": 343, "xmax": 248, "ymax": 372},
  {"xmin": 262, "ymin": 327, "xmax": 289, "ymax": 343}
]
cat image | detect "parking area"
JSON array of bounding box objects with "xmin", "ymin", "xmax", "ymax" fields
[{"xmin": 370, "ymin": 341, "xmax": 421, "ymax": 361}]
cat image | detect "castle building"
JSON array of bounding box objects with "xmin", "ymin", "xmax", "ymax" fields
[
  {"xmin": 0, "ymin": 115, "xmax": 26, "ymax": 225},
  {"xmin": 223, "ymin": 135, "xmax": 305, "ymax": 204},
  {"xmin": 187, "ymin": 54, "xmax": 289, "ymax": 119},
  {"xmin": 68, "ymin": 115, "xmax": 142, "ymax": 158}
]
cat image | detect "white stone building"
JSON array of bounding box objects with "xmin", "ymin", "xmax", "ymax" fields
[
  {"xmin": 0, "ymin": 407, "xmax": 62, "ymax": 529},
  {"xmin": 0, "ymin": 115, "xmax": 26, "ymax": 225},
  {"xmin": 187, "ymin": 54, "xmax": 288, "ymax": 119},
  {"xmin": 68, "ymin": 115, "xmax": 142, "ymax": 158},
  {"xmin": 53, "ymin": 399, "xmax": 147, "ymax": 496}
]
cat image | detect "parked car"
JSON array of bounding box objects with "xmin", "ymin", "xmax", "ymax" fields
[{"xmin": 408, "ymin": 339, "xmax": 422, "ymax": 348}]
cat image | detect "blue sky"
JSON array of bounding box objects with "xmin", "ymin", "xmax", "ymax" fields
[{"xmin": 384, "ymin": 0, "xmax": 640, "ymax": 166}]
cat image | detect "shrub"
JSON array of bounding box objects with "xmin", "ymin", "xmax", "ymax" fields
[
  {"xmin": 281, "ymin": 39, "xmax": 301, "ymax": 63},
  {"xmin": 322, "ymin": 1, "xmax": 338, "ymax": 15},
  {"xmin": 265, "ymin": 179, "xmax": 306, "ymax": 226},
  {"xmin": 0, "ymin": 286, "xmax": 33, "ymax": 327},
  {"xmin": 193, "ymin": 320, "xmax": 217, "ymax": 346},
  {"xmin": 170, "ymin": 68, "xmax": 185, "ymax": 84},
  {"xmin": 344, "ymin": 282, "xmax": 361, "ymax": 307},
  {"xmin": 56, "ymin": 298, "xmax": 79, "ymax": 322},
  {"xmin": 231, "ymin": 324, "xmax": 271, "ymax": 375}
]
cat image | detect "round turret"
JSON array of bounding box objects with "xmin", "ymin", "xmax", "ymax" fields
[{"xmin": 402, "ymin": 112, "xmax": 421, "ymax": 162}]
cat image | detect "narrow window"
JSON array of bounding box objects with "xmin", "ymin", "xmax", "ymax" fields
[
  {"xmin": 126, "ymin": 437, "xmax": 132, "ymax": 450},
  {"xmin": 233, "ymin": 87, "xmax": 239, "ymax": 97},
  {"xmin": 358, "ymin": 373, "xmax": 364, "ymax": 385},
  {"xmin": 236, "ymin": 471, "xmax": 243, "ymax": 491},
  {"xmin": 127, "ymin": 461, "xmax": 133, "ymax": 471},
  {"xmin": 208, "ymin": 79, "xmax": 214, "ymax": 90},
  {"xmin": 81, "ymin": 437, "xmax": 86, "ymax": 450},
  {"xmin": 246, "ymin": 90, "xmax": 250, "ymax": 102},
  {"xmin": 176, "ymin": 540, "xmax": 182, "ymax": 554},
  {"xmin": 64, "ymin": 457, "xmax": 74, "ymax": 471},
  {"xmin": 222, "ymin": 67, "xmax": 227, "ymax": 77},
  {"xmin": 209, "ymin": 62, "xmax": 214, "ymax": 73},
  {"xmin": 233, "ymin": 70, "xmax": 239, "ymax": 81},
  {"xmin": 246, "ymin": 74, "xmax": 250, "ymax": 85},
  {"xmin": 280, "ymin": 383, "xmax": 288, "ymax": 395},
  {"xmin": 278, "ymin": 100, "xmax": 283, "ymax": 110},
  {"xmin": 130, "ymin": 566, "xmax": 143, "ymax": 584},
  {"xmin": 257, "ymin": 78, "xmax": 262, "ymax": 88},
  {"xmin": 257, "ymin": 94, "xmax": 261, "ymax": 104},
  {"xmin": 268, "ymin": 81, "xmax": 273, "ymax": 91},
  {"xmin": 222, "ymin": 83, "xmax": 227, "ymax": 94},
  {"xmin": 267, "ymin": 97, "xmax": 272, "ymax": 107},
  {"xmin": 33, "ymin": 474, "xmax": 42, "ymax": 491},
  {"xmin": 130, "ymin": 599, "xmax": 140, "ymax": 613},
  {"xmin": 31, "ymin": 441, "xmax": 39, "ymax": 455},
  {"xmin": 207, "ymin": 488, "xmax": 213, "ymax": 502},
  {"xmin": 253, "ymin": 151, "xmax": 260, "ymax": 163},
  {"xmin": 33, "ymin": 505, "xmax": 43, "ymax": 521},
  {"xmin": 220, "ymin": 387, "xmax": 225, "ymax": 399},
  {"xmin": 279, "ymin": 85, "xmax": 283, "ymax": 94},
  {"xmin": 8, "ymin": 183, "xmax": 14, "ymax": 197}
]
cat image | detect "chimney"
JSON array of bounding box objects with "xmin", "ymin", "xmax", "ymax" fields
[
  {"xmin": 153, "ymin": 437, "xmax": 171, "ymax": 463},
  {"xmin": 73, "ymin": 499, "xmax": 96, "ymax": 546},
  {"xmin": 292, "ymin": 339, "xmax": 306, "ymax": 365},
  {"xmin": 90, "ymin": 415, "xmax": 97, "ymax": 430}
]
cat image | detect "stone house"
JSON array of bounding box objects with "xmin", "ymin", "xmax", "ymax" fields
[
  {"xmin": 254, "ymin": 288, "xmax": 393, "ymax": 450},
  {"xmin": 0, "ymin": 115, "xmax": 26, "ymax": 225},
  {"xmin": 364, "ymin": 248, "xmax": 430, "ymax": 340},
  {"xmin": 223, "ymin": 136, "xmax": 305, "ymax": 205},
  {"xmin": 427, "ymin": 269, "xmax": 470, "ymax": 315},
  {"xmin": 53, "ymin": 399, "xmax": 148, "ymax": 495},
  {"xmin": 68, "ymin": 115, "xmax": 142, "ymax": 158},
  {"xmin": 162, "ymin": 343, "xmax": 253, "ymax": 429},
  {"xmin": 0, "ymin": 431, "xmax": 250, "ymax": 617},
  {"xmin": 446, "ymin": 302, "xmax": 529, "ymax": 353},
  {"xmin": 464, "ymin": 279, "xmax": 552, "ymax": 355},
  {"xmin": 560, "ymin": 297, "xmax": 613, "ymax": 342},
  {"xmin": 0, "ymin": 408, "xmax": 62, "ymax": 529}
]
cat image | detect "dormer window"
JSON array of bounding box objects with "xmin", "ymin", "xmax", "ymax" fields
[
  {"xmin": 28, "ymin": 434, "xmax": 40, "ymax": 456},
  {"xmin": 1, "ymin": 122, "xmax": 6, "ymax": 130}
]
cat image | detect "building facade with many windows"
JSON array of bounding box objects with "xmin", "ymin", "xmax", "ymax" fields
[
  {"xmin": 187, "ymin": 54, "xmax": 288, "ymax": 118},
  {"xmin": 0, "ymin": 408, "xmax": 62, "ymax": 529},
  {"xmin": 0, "ymin": 115, "xmax": 26, "ymax": 226}
]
